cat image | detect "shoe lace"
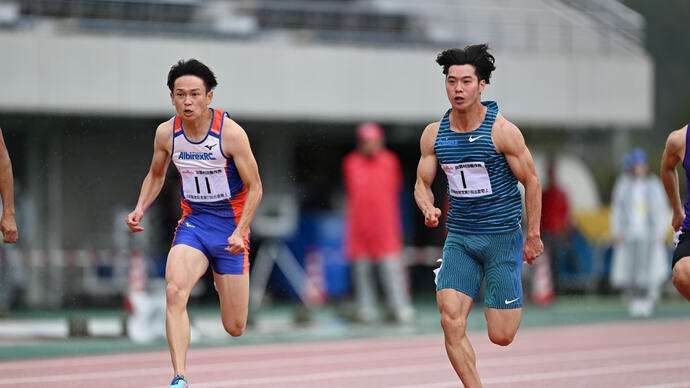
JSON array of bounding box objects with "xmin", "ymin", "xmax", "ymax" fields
[{"xmin": 171, "ymin": 374, "xmax": 187, "ymax": 385}]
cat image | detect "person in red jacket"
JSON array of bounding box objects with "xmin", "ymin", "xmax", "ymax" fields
[
  {"xmin": 541, "ymin": 160, "xmax": 571, "ymax": 293},
  {"xmin": 343, "ymin": 122, "xmax": 414, "ymax": 324}
]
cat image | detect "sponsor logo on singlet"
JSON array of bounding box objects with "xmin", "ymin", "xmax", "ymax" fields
[
  {"xmin": 178, "ymin": 151, "xmax": 217, "ymax": 161},
  {"xmin": 434, "ymin": 102, "xmax": 522, "ymax": 233}
]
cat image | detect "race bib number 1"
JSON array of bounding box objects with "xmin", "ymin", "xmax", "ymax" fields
[{"xmin": 441, "ymin": 162, "xmax": 493, "ymax": 198}]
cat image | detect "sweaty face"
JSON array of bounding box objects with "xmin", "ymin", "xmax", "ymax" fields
[
  {"xmin": 445, "ymin": 64, "xmax": 485, "ymax": 111},
  {"xmin": 170, "ymin": 75, "xmax": 213, "ymax": 120}
]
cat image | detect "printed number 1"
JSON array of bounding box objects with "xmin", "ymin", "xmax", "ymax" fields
[
  {"xmin": 194, "ymin": 176, "xmax": 211, "ymax": 194},
  {"xmin": 460, "ymin": 170, "xmax": 467, "ymax": 189}
]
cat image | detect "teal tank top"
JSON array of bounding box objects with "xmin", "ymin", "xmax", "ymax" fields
[{"xmin": 434, "ymin": 101, "xmax": 522, "ymax": 233}]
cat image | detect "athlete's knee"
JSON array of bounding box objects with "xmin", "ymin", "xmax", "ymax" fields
[
  {"xmin": 487, "ymin": 317, "xmax": 518, "ymax": 346},
  {"xmin": 672, "ymin": 271, "xmax": 686, "ymax": 288},
  {"xmin": 488, "ymin": 328, "xmax": 515, "ymax": 347},
  {"xmin": 674, "ymin": 259, "xmax": 690, "ymax": 281},
  {"xmin": 165, "ymin": 282, "xmax": 189, "ymax": 308},
  {"xmin": 490, "ymin": 336, "xmax": 513, "ymax": 347},
  {"xmin": 673, "ymin": 263, "xmax": 690, "ymax": 293},
  {"xmin": 440, "ymin": 312, "xmax": 467, "ymax": 338},
  {"xmin": 223, "ymin": 319, "xmax": 245, "ymax": 337},
  {"xmin": 675, "ymin": 257, "xmax": 690, "ymax": 275}
]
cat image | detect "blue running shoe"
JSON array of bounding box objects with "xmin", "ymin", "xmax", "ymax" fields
[{"xmin": 170, "ymin": 375, "xmax": 189, "ymax": 388}]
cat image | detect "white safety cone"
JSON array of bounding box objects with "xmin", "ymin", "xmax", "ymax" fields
[
  {"xmin": 532, "ymin": 251, "xmax": 555, "ymax": 306},
  {"xmin": 305, "ymin": 250, "xmax": 326, "ymax": 306}
]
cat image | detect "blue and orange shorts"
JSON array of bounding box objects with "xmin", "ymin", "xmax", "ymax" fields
[{"xmin": 172, "ymin": 211, "xmax": 250, "ymax": 275}]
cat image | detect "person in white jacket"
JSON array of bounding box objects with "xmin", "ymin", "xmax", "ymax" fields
[{"xmin": 610, "ymin": 148, "xmax": 670, "ymax": 317}]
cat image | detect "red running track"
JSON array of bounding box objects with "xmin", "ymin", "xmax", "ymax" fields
[{"xmin": 1, "ymin": 319, "xmax": 689, "ymax": 388}]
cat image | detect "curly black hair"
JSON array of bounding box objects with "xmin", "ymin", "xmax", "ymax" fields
[{"xmin": 436, "ymin": 44, "xmax": 496, "ymax": 84}]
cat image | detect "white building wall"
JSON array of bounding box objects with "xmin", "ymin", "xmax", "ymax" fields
[{"xmin": 0, "ymin": 31, "xmax": 652, "ymax": 127}]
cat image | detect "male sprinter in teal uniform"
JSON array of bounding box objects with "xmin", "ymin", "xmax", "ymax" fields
[
  {"xmin": 660, "ymin": 124, "xmax": 690, "ymax": 301},
  {"xmin": 127, "ymin": 59, "xmax": 262, "ymax": 387},
  {"xmin": 415, "ymin": 44, "xmax": 543, "ymax": 387}
]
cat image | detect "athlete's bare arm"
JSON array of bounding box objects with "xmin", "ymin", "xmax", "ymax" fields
[
  {"xmin": 0, "ymin": 129, "xmax": 17, "ymax": 243},
  {"xmin": 661, "ymin": 127, "xmax": 687, "ymax": 231},
  {"xmin": 415, "ymin": 122, "xmax": 443, "ymax": 228},
  {"xmin": 493, "ymin": 114, "xmax": 543, "ymax": 264},
  {"xmin": 126, "ymin": 120, "xmax": 173, "ymax": 232},
  {"xmin": 220, "ymin": 117, "xmax": 262, "ymax": 255}
]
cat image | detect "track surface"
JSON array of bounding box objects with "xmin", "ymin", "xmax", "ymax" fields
[{"xmin": 1, "ymin": 319, "xmax": 689, "ymax": 387}]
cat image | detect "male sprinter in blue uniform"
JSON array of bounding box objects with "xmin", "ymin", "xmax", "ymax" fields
[
  {"xmin": 415, "ymin": 44, "xmax": 543, "ymax": 387},
  {"xmin": 127, "ymin": 59, "xmax": 262, "ymax": 387},
  {"xmin": 660, "ymin": 124, "xmax": 690, "ymax": 301}
]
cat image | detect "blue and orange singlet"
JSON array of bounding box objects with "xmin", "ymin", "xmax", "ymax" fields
[{"xmin": 171, "ymin": 108, "xmax": 246, "ymax": 218}]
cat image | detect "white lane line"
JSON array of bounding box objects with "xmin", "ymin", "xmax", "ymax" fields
[
  {"xmin": 2, "ymin": 316, "xmax": 685, "ymax": 372},
  {"xmin": 187, "ymin": 363, "xmax": 452, "ymax": 388},
  {"xmin": 0, "ymin": 335, "xmax": 443, "ymax": 371},
  {"xmin": 393, "ymin": 359, "xmax": 690, "ymax": 388},
  {"xmin": 4, "ymin": 339, "xmax": 690, "ymax": 385},
  {"xmin": 632, "ymin": 383, "xmax": 690, "ymax": 388},
  {"xmin": 479, "ymin": 341, "xmax": 690, "ymax": 368},
  {"xmin": 178, "ymin": 358, "xmax": 690, "ymax": 388},
  {"xmin": 483, "ymin": 359, "xmax": 690, "ymax": 384},
  {"xmin": 0, "ymin": 346, "xmax": 442, "ymax": 384}
]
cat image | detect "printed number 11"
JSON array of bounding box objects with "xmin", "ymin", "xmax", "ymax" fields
[{"xmin": 195, "ymin": 176, "xmax": 211, "ymax": 194}]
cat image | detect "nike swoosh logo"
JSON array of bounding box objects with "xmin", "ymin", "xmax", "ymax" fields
[
  {"xmin": 205, "ymin": 144, "xmax": 217, "ymax": 150},
  {"xmin": 468, "ymin": 135, "xmax": 485, "ymax": 142},
  {"xmin": 185, "ymin": 222, "xmax": 196, "ymax": 228},
  {"xmin": 505, "ymin": 298, "xmax": 520, "ymax": 304}
]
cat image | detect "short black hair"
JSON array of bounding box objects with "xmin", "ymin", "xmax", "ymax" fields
[
  {"xmin": 167, "ymin": 59, "xmax": 218, "ymax": 93},
  {"xmin": 436, "ymin": 44, "xmax": 496, "ymax": 84}
]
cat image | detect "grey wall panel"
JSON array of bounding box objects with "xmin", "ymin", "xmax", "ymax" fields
[{"xmin": 0, "ymin": 31, "xmax": 652, "ymax": 127}]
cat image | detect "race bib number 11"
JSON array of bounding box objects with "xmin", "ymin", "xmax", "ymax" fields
[
  {"xmin": 441, "ymin": 162, "xmax": 493, "ymax": 198},
  {"xmin": 181, "ymin": 169, "xmax": 232, "ymax": 202}
]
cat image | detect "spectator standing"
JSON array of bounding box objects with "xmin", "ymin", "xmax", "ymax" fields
[
  {"xmin": 343, "ymin": 122, "xmax": 414, "ymax": 324},
  {"xmin": 610, "ymin": 148, "xmax": 670, "ymax": 317},
  {"xmin": 541, "ymin": 160, "xmax": 571, "ymax": 293}
]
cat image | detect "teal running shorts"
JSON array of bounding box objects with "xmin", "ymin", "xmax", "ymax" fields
[{"xmin": 436, "ymin": 229, "xmax": 524, "ymax": 309}]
